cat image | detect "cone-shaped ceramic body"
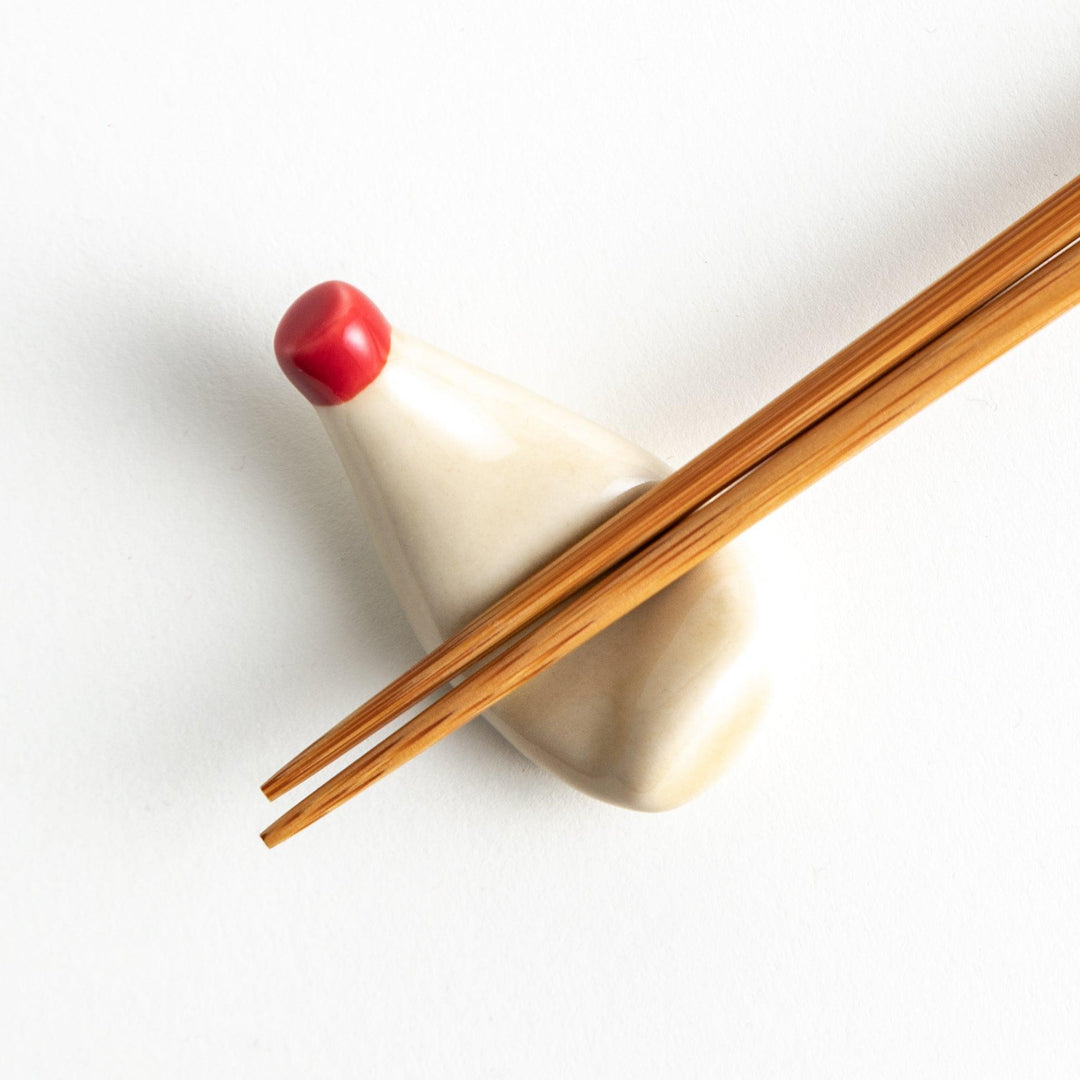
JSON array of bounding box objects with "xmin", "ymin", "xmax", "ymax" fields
[{"xmin": 279, "ymin": 285, "xmax": 766, "ymax": 810}]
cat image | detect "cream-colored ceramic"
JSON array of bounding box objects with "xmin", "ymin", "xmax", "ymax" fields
[{"xmin": 315, "ymin": 329, "xmax": 767, "ymax": 811}]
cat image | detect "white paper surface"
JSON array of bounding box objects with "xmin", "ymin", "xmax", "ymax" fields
[{"xmin": 2, "ymin": 2, "xmax": 1079, "ymax": 1076}]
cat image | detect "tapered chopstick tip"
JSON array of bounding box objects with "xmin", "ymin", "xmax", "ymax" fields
[
  {"xmin": 260, "ymin": 823, "xmax": 286, "ymax": 849},
  {"xmin": 260, "ymin": 774, "xmax": 285, "ymax": 801}
]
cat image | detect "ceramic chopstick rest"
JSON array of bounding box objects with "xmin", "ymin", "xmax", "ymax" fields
[{"xmin": 275, "ymin": 282, "xmax": 766, "ymax": 810}]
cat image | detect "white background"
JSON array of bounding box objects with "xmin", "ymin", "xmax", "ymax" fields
[{"xmin": 3, "ymin": 2, "xmax": 1079, "ymax": 1076}]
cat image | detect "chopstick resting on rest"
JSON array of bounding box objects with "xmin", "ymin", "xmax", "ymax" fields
[
  {"xmin": 262, "ymin": 173, "xmax": 1080, "ymax": 805},
  {"xmin": 261, "ymin": 228, "xmax": 1080, "ymax": 848}
]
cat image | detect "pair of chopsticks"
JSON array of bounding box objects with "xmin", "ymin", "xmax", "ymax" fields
[{"xmin": 261, "ymin": 172, "xmax": 1080, "ymax": 848}]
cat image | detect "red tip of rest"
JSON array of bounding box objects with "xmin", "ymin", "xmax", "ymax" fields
[{"xmin": 274, "ymin": 282, "xmax": 391, "ymax": 405}]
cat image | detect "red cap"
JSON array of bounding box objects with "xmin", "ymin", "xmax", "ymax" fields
[{"xmin": 274, "ymin": 281, "xmax": 392, "ymax": 405}]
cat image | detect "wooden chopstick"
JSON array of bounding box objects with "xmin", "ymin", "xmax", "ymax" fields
[
  {"xmin": 261, "ymin": 235, "xmax": 1080, "ymax": 847},
  {"xmin": 262, "ymin": 173, "xmax": 1080, "ymax": 803}
]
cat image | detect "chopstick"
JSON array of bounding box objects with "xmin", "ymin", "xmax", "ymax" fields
[
  {"xmin": 261, "ymin": 233, "xmax": 1080, "ymax": 847},
  {"xmin": 262, "ymin": 173, "xmax": 1080, "ymax": 804}
]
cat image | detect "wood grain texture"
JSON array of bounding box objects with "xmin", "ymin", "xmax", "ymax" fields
[
  {"xmin": 261, "ymin": 172, "xmax": 1080, "ymax": 804},
  {"xmin": 261, "ymin": 235, "xmax": 1080, "ymax": 847}
]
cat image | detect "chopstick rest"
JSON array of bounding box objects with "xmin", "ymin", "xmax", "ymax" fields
[{"xmin": 272, "ymin": 282, "xmax": 768, "ymax": 814}]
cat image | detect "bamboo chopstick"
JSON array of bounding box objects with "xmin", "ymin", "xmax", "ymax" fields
[
  {"xmin": 261, "ymin": 234, "xmax": 1080, "ymax": 847},
  {"xmin": 262, "ymin": 173, "xmax": 1080, "ymax": 803}
]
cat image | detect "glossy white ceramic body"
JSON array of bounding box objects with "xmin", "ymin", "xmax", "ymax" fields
[{"xmin": 318, "ymin": 330, "xmax": 766, "ymax": 810}]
